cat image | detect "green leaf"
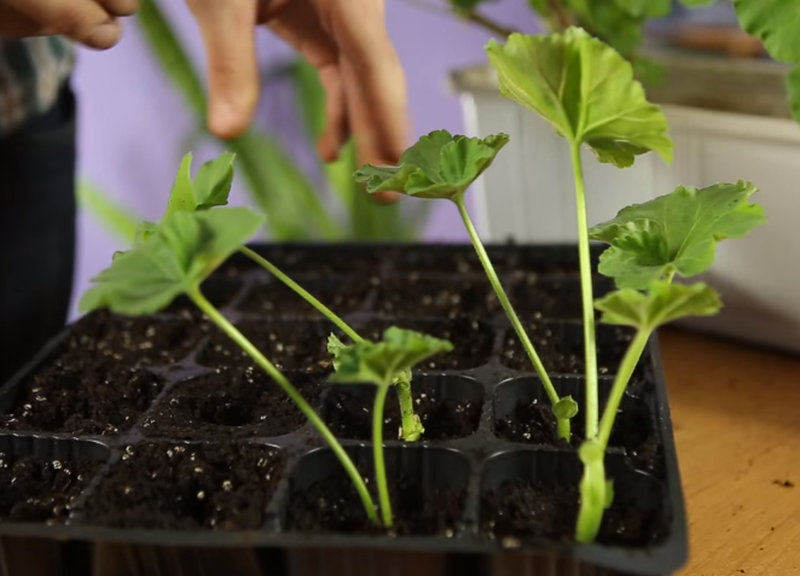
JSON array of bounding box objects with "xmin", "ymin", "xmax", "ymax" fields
[
  {"xmin": 553, "ymin": 396, "xmax": 579, "ymax": 420},
  {"xmin": 289, "ymin": 56, "xmax": 327, "ymax": 141},
  {"xmin": 354, "ymin": 130, "xmax": 509, "ymax": 200},
  {"xmin": 589, "ymin": 182, "xmax": 765, "ymax": 288},
  {"xmin": 134, "ymin": 221, "xmax": 158, "ymax": 247},
  {"xmin": 165, "ymin": 153, "xmax": 196, "ymax": 217},
  {"xmin": 80, "ymin": 207, "xmax": 264, "ymax": 316},
  {"xmin": 604, "ymin": 479, "xmax": 615, "ymax": 509},
  {"xmin": 194, "ymin": 151, "xmax": 235, "ymax": 209},
  {"xmin": 731, "ymin": 0, "xmax": 800, "ymax": 63},
  {"xmin": 595, "ymin": 281, "xmax": 722, "ymax": 331},
  {"xmin": 327, "ymin": 333, "xmax": 349, "ymax": 372},
  {"xmin": 328, "ymin": 327, "xmax": 453, "ymax": 386},
  {"xmin": 485, "ymin": 28, "xmax": 673, "ymax": 168}
]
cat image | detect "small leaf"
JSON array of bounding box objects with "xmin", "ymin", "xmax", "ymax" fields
[
  {"xmin": 589, "ymin": 182, "xmax": 765, "ymax": 288},
  {"xmin": 485, "ymin": 28, "xmax": 672, "ymax": 168},
  {"xmin": 553, "ymin": 396, "xmax": 579, "ymax": 420},
  {"xmin": 165, "ymin": 153, "xmax": 196, "ymax": 217},
  {"xmin": 194, "ymin": 152, "xmax": 235, "ymax": 209},
  {"xmin": 731, "ymin": 0, "xmax": 800, "ymax": 63},
  {"xmin": 329, "ymin": 327, "xmax": 453, "ymax": 386},
  {"xmin": 134, "ymin": 221, "xmax": 158, "ymax": 247},
  {"xmin": 354, "ymin": 130, "xmax": 509, "ymax": 200},
  {"xmin": 595, "ymin": 281, "xmax": 722, "ymax": 331},
  {"xmin": 80, "ymin": 207, "xmax": 264, "ymax": 316},
  {"xmin": 327, "ymin": 333, "xmax": 349, "ymax": 372}
]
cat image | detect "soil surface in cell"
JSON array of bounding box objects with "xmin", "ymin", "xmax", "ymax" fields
[
  {"xmin": 164, "ymin": 277, "xmax": 242, "ymax": 316},
  {"xmin": 143, "ymin": 368, "xmax": 323, "ymax": 439},
  {"xmin": 0, "ymin": 360, "xmax": 163, "ymax": 435},
  {"xmin": 237, "ymin": 279, "xmax": 373, "ymax": 317},
  {"xmin": 481, "ymin": 478, "xmax": 667, "ymax": 547},
  {"xmin": 371, "ymin": 273, "xmax": 500, "ymax": 318},
  {"xmin": 508, "ymin": 275, "xmax": 615, "ymax": 322},
  {"xmin": 243, "ymin": 246, "xmax": 388, "ymax": 277},
  {"xmin": 62, "ymin": 310, "xmax": 210, "ymax": 367},
  {"xmin": 82, "ymin": 442, "xmax": 283, "ymax": 530},
  {"xmin": 352, "ymin": 317, "xmax": 496, "ymax": 370},
  {"xmin": 323, "ymin": 382, "xmax": 482, "ymax": 441},
  {"xmin": 287, "ymin": 471, "xmax": 466, "ymax": 537},
  {"xmin": 500, "ymin": 322, "xmax": 647, "ymax": 377},
  {"xmin": 494, "ymin": 395, "xmax": 662, "ymax": 475},
  {"xmin": 197, "ymin": 321, "xmax": 334, "ymax": 373},
  {"xmin": 0, "ymin": 453, "xmax": 101, "ymax": 523}
]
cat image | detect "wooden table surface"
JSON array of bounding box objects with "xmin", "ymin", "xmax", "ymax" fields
[{"xmin": 659, "ymin": 328, "xmax": 800, "ymax": 576}]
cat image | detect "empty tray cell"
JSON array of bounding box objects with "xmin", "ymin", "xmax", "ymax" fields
[
  {"xmin": 286, "ymin": 445, "xmax": 470, "ymax": 537},
  {"xmin": 322, "ymin": 374, "xmax": 484, "ymax": 441},
  {"xmin": 508, "ymin": 244, "xmax": 605, "ymax": 276},
  {"xmin": 0, "ymin": 435, "xmax": 108, "ymax": 523},
  {"xmin": 241, "ymin": 244, "xmax": 389, "ymax": 277},
  {"xmin": 59, "ymin": 310, "xmax": 211, "ymax": 368},
  {"xmin": 81, "ymin": 441, "xmax": 284, "ymax": 530},
  {"xmin": 508, "ymin": 275, "xmax": 615, "ymax": 322},
  {"xmin": 381, "ymin": 244, "xmax": 507, "ymax": 275},
  {"xmin": 164, "ymin": 276, "xmax": 244, "ymax": 316},
  {"xmin": 480, "ymin": 450, "xmax": 669, "ymax": 547},
  {"xmin": 237, "ymin": 277, "xmax": 374, "ymax": 317},
  {"xmin": 371, "ymin": 273, "xmax": 500, "ymax": 318},
  {"xmin": 492, "ymin": 377, "xmax": 662, "ymax": 475},
  {"xmin": 500, "ymin": 321, "xmax": 650, "ymax": 377},
  {"xmin": 142, "ymin": 368, "xmax": 323, "ymax": 440},
  {"xmin": 197, "ymin": 320, "xmax": 337, "ymax": 373},
  {"xmin": 0, "ymin": 360, "xmax": 163, "ymax": 435},
  {"xmin": 350, "ymin": 317, "xmax": 496, "ymax": 371}
]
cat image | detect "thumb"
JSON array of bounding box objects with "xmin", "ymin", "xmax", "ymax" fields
[{"xmin": 187, "ymin": 0, "xmax": 259, "ymax": 139}]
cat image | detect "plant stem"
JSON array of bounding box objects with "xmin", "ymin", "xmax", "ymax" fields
[
  {"xmin": 394, "ymin": 371, "xmax": 424, "ymax": 442},
  {"xmin": 569, "ymin": 142, "xmax": 599, "ymax": 440},
  {"xmin": 575, "ymin": 328, "xmax": 651, "ymax": 543},
  {"xmin": 597, "ymin": 329, "xmax": 651, "ymax": 450},
  {"xmin": 453, "ymin": 195, "xmax": 568, "ymax": 439},
  {"xmin": 373, "ymin": 383, "xmax": 393, "ymax": 527},
  {"xmin": 240, "ymin": 246, "xmax": 362, "ymax": 344},
  {"xmin": 188, "ymin": 287, "xmax": 378, "ymax": 524}
]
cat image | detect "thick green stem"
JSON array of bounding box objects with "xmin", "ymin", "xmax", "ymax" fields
[
  {"xmin": 373, "ymin": 383, "xmax": 393, "ymax": 527},
  {"xmin": 575, "ymin": 328, "xmax": 651, "ymax": 542},
  {"xmin": 569, "ymin": 142, "xmax": 599, "ymax": 440},
  {"xmin": 188, "ymin": 287, "xmax": 378, "ymax": 524},
  {"xmin": 394, "ymin": 371, "xmax": 424, "ymax": 442},
  {"xmin": 453, "ymin": 195, "xmax": 568, "ymax": 439},
  {"xmin": 240, "ymin": 246, "xmax": 362, "ymax": 343},
  {"xmin": 597, "ymin": 328, "xmax": 651, "ymax": 450}
]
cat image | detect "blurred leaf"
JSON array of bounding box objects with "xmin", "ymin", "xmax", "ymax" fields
[
  {"xmin": 77, "ymin": 179, "xmax": 139, "ymax": 244},
  {"xmin": 731, "ymin": 0, "xmax": 800, "ymax": 63}
]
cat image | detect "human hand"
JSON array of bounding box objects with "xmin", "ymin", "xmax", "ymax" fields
[
  {"xmin": 187, "ymin": 0, "xmax": 409, "ymax": 196},
  {"xmin": 0, "ymin": 0, "xmax": 138, "ymax": 50}
]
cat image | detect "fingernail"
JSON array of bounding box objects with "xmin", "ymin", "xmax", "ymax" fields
[
  {"xmin": 210, "ymin": 101, "xmax": 241, "ymax": 139},
  {"xmin": 83, "ymin": 22, "xmax": 122, "ymax": 50}
]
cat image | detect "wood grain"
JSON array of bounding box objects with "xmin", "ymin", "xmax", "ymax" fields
[{"xmin": 659, "ymin": 328, "xmax": 800, "ymax": 576}]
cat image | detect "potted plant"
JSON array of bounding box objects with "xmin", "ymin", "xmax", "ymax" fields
[
  {"xmin": 0, "ymin": 24, "xmax": 765, "ymax": 576},
  {"xmin": 445, "ymin": 0, "xmax": 800, "ymax": 353}
]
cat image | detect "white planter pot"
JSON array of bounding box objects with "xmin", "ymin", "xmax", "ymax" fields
[{"xmin": 451, "ymin": 54, "xmax": 800, "ymax": 353}]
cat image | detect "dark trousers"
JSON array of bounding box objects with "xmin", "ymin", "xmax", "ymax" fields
[{"xmin": 0, "ymin": 84, "xmax": 76, "ymax": 385}]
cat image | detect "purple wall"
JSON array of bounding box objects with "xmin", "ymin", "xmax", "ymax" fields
[{"xmin": 69, "ymin": 0, "xmax": 539, "ymax": 317}]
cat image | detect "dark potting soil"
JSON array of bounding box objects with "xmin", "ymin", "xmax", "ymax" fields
[
  {"xmin": 493, "ymin": 396, "xmax": 663, "ymax": 474},
  {"xmin": 0, "ymin": 453, "xmax": 101, "ymax": 523},
  {"xmin": 197, "ymin": 321, "xmax": 334, "ymax": 373},
  {"xmin": 237, "ymin": 278, "xmax": 374, "ymax": 317},
  {"xmin": 63, "ymin": 310, "xmax": 210, "ymax": 367},
  {"xmin": 481, "ymin": 478, "xmax": 667, "ymax": 547},
  {"xmin": 0, "ymin": 361, "xmax": 163, "ymax": 435},
  {"xmin": 351, "ymin": 317, "xmax": 495, "ymax": 370},
  {"xmin": 322, "ymin": 384, "xmax": 482, "ymax": 441},
  {"xmin": 508, "ymin": 274, "xmax": 615, "ymax": 322},
  {"xmin": 242, "ymin": 246, "xmax": 389, "ymax": 277},
  {"xmin": 142, "ymin": 368, "xmax": 323, "ymax": 439},
  {"xmin": 287, "ymin": 473, "xmax": 466, "ymax": 537},
  {"xmin": 500, "ymin": 322, "xmax": 645, "ymax": 376},
  {"xmin": 370, "ymin": 273, "xmax": 500, "ymax": 319},
  {"xmin": 81, "ymin": 442, "xmax": 283, "ymax": 530}
]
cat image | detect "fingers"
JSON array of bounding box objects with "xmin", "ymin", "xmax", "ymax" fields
[
  {"xmin": 316, "ymin": 65, "xmax": 349, "ymax": 162},
  {"xmin": 324, "ymin": 0, "xmax": 409, "ymax": 170},
  {"xmin": 187, "ymin": 0, "xmax": 259, "ymax": 139},
  {"xmin": 99, "ymin": 0, "xmax": 140, "ymax": 17},
  {"xmin": 7, "ymin": 0, "xmax": 123, "ymax": 49}
]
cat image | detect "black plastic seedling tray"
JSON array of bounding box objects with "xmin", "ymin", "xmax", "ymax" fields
[{"xmin": 0, "ymin": 243, "xmax": 687, "ymax": 576}]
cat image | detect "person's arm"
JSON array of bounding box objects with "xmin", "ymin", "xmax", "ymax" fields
[
  {"xmin": 0, "ymin": 0, "xmax": 137, "ymax": 49},
  {"xmin": 187, "ymin": 0, "xmax": 409, "ymax": 196}
]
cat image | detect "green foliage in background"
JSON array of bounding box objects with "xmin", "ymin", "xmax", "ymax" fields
[{"xmin": 81, "ymin": 0, "xmax": 430, "ymax": 243}]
